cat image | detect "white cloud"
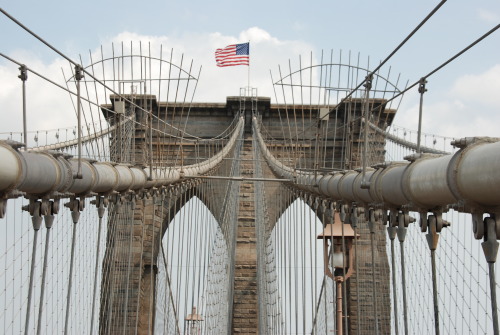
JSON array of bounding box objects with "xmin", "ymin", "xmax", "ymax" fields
[
  {"xmin": 0, "ymin": 28, "xmax": 315, "ymax": 137},
  {"xmin": 2, "ymin": 28, "xmax": 498, "ymax": 143},
  {"xmin": 451, "ymin": 64, "xmax": 500, "ymax": 107},
  {"xmin": 394, "ymin": 64, "xmax": 500, "ymax": 138},
  {"xmin": 239, "ymin": 27, "xmax": 276, "ymax": 44},
  {"xmin": 0, "ymin": 52, "xmax": 78, "ymax": 143},
  {"xmin": 104, "ymin": 28, "xmax": 315, "ymax": 102},
  {"xmin": 477, "ymin": 8, "xmax": 500, "ymax": 23}
]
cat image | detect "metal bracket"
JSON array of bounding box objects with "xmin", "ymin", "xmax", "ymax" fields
[
  {"xmin": 339, "ymin": 204, "xmax": 347, "ymax": 224},
  {"xmin": 320, "ymin": 199, "xmax": 328, "ymax": 221},
  {"xmin": 0, "ymin": 199, "xmax": 6, "ymax": 219},
  {"xmin": 65, "ymin": 197, "xmax": 83, "ymax": 224},
  {"xmin": 482, "ymin": 216, "xmax": 499, "ymax": 263},
  {"xmin": 96, "ymin": 196, "xmax": 106, "ymax": 218},
  {"xmin": 312, "ymin": 196, "xmax": 320, "ymax": 211},
  {"xmin": 419, "ymin": 211, "xmax": 428, "ymax": 232},
  {"xmin": 74, "ymin": 65, "xmax": 84, "ymax": 81},
  {"xmin": 18, "ymin": 64, "xmax": 28, "ymax": 81},
  {"xmin": 426, "ymin": 215, "xmax": 439, "ymax": 251},
  {"xmin": 418, "ymin": 78, "xmax": 428, "ymax": 94},
  {"xmin": 434, "ymin": 209, "xmax": 450, "ymax": 232},
  {"xmin": 422, "ymin": 210, "xmax": 450, "ymax": 250},
  {"xmin": 0, "ymin": 190, "xmax": 25, "ymax": 218},
  {"xmin": 349, "ymin": 205, "xmax": 359, "ymax": 227},
  {"xmin": 364, "ymin": 74, "xmax": 373, "ymax": 91},
  {"xmin": 473, "ymin": 213, "xmax": 486, "ymax": 239},
  {"xmin": 368, "ymin": 208, "xmax": 376, "ymax": 234},
  {"xmin": 373, "ymin": 208, "xmax": 383, "ymax": 224},
  {"xmin": 30, "ymin": 201, "xmax": 43, "ymax": 230},
  {"xmin": 400, "ymin": 211, "xmax": 411, "ymax": 228},
  {"xmin": 43, "ymin": 201, "xmax": 56, "ymax": 229},
  {"xmin": 387, "ymin": 210, "xmax": 398, "ymax": 241}
]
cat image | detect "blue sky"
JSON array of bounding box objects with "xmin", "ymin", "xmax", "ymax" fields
[{"xmin": 1, "ymin": 0, "xmax": 499, "ymax": 137}]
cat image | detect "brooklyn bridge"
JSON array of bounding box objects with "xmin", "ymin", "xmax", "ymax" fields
[{"xmin": 1, "ymin": 6, "xmax": 500, "ymax": 335}]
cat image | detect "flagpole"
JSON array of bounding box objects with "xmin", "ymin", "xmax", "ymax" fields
[{"xmin": 247, "ymin": 40, "xmax": 250, "ymax": 95}]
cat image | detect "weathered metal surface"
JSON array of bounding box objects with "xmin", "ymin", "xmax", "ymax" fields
[
  {"xmin": 255, "ymin": 118, "xmax": 500, "ymax": 212},
  {"xmin": 0, "ymin": 118, "xmax": 243, "ymax": 197}
]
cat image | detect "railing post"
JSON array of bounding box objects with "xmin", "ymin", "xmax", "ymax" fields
[
  {"xmin": 18, "ymin": 64, "xmax": 28, "ymax": 148},
  {"xmin": 361, "ymin": 74, "xmax": 373, "ymax": 189},
  {"xmin": 74, "ymin": 65, "xmax": 84, "ymax": 179},
  {"xmin": 416, "ymin": 78, "xmax": 427, "ymax": 153}
]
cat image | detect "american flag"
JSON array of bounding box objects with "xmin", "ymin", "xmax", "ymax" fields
[{"xmin": 215, "ymin": 43, "xmax": 250, "ymax": 67}]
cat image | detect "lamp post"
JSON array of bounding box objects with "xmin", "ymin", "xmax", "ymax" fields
[
  {"xmin": 184, "ymin": 307, "xmax": 204, "ymax": 335},
  {"xmin": 317, "ymin": 211, "xmax": 358, "ymax": 335}
]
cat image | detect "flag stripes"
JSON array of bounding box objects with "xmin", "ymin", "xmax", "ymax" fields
[{"xmin": 215, "ymin": 43, "xmax": 250, "ymax": 67}]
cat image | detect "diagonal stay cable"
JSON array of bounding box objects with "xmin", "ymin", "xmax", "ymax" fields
[
  {"xmin": 270, "ymin": 0, "xmax": 433, "ymax": 144},
  {"xmin": 0, "ymin": 52, "xmax": 210, "ymax": 146},
  {"xmin": 0, "ymin": 8, "xmax": 203, "ymax": 141},
  {"xmin": 371, "ymin": 22, "xmax": 500, "ymax": 116},
  {"xmin": 322, "ymin": 0, "xmax": 448, "ymax": 120},
  {"xmin": 278, "ymin": 20, "xmax": 499, "ymax": 157}
]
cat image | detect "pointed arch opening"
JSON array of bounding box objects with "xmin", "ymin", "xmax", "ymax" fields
[
  {"xmin": 271, "ymin": 198, "xmax": 325, "ymax": 334},
  {"xmin": 155, "ymin": 196, "xmax": 230, "ymax": 334}
]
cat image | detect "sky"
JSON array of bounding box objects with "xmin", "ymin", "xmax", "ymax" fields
[
  {"xmin": 0, "ymin": 0, "xmax": 499, "ymax": 139},
  {"xmin": 0, "ymin": 3, "xmax": 499, "ymax": 332}
]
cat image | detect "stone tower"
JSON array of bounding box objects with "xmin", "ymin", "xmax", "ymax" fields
[{"xmin": 99, "ymin": 95, "xmax": 394, "ymax": 334}]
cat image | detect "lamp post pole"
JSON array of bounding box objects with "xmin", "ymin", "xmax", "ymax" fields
[
  {"xmin": 335, "ymin": 277, "xmax": 344, "ymax": 335},
  {"xmin": 185, "ymin": 307, "xmax": 203, "ymax": 335},
  {"xmin": 318, "ymin": 211, "xmax": 359, "ymax": 335}
]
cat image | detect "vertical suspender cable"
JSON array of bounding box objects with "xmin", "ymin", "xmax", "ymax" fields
[
  {"xmin": 387, "ymin": 220, "xmax": 399, "ymax": 335},
  {"xmin": 343, "ymin": 204, "xmax": 361, "ymax": 335},
  {"xmin": 307, "ymin": 194, "xmax": 315, "ymax": 334},
  {"xmin": 488, "ymin": 262, "xmax": 499, "ymax": 335},
  {"xmin": 398, "ymin": 224, "xmax": 409, "ymax": 335},
  {"xmin": 90, "ymin": 197, "xmax": 105, "ymax": 335},
  {"xmin": 368, "ymin": 210, "xmax": 380, "ymax": 334},
  {"xmin": 102, "ymin": 202, "xmax": 117, "ymax": 333},
  {"xmin": 172, "ymin": 187, "xmax": 182, "ymax": 331},
  {"xmin": 311, "ymin": 196, "xmax": 323, "ymax": 334},
  {"xmin": 184, "ymin": 187, "xmax": 192, "ymax": 329},
  {"xmin": 149, "ymin": 191, "xmax": 162, "ymax": 333},
  {"xmin": 341, "ymin": 206, "xmax": 349, "ymax": 335},
  {"xmin": 293, "ymin": 199, "xmax": 298, "ymax": 334},
  {"xmin": 64, "ymin": 198, "xmax": 81, "ymax": 334},
  {"xmin": 36, "ymin": 210, "xmax": 54, "ymax": 335},
  {"xmin": 123, "ymin": 196, "xmax": 135, "ymax": 334},
  {"xmin": 430, "ymin": 249, "xmax": 440, "ymax": 335},
  {"xmin": 135, "ymin": 195, "xmax": 149, "ymax": 333},
  {"xmin": 426, "ymin": 215, "xmax": 440, "ymax": 335},
  {"xmin": 481, "ymin": 217, "xmax": 499, "ymax": 335},
  {"xmin": 301, "ymin": 197, "xmax": 306, "ymax": 335},
  {"xmin": 24, "ymin": 201, "xmax": 42, "ymax": 335}
]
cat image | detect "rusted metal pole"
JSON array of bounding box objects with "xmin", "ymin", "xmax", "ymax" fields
[{"xmin": 336, "ymin": 279, "xmax": 343, "ymax": 335}]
